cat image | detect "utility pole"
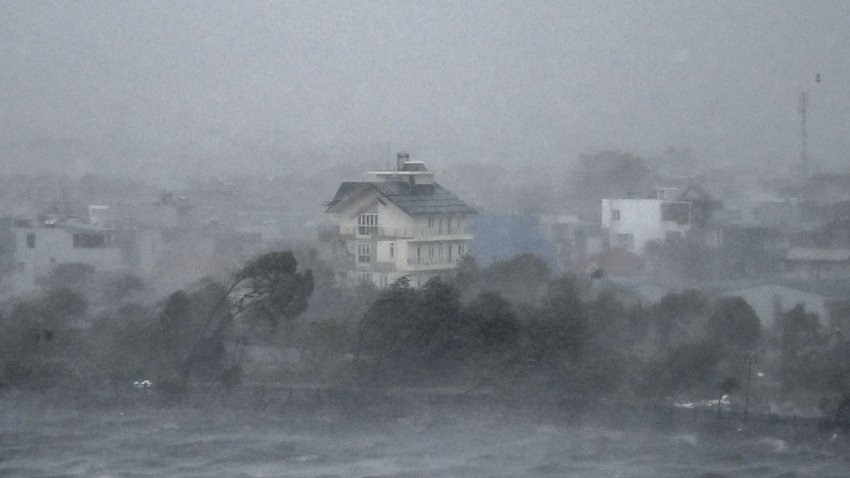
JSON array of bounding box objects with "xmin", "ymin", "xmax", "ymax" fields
[
  {"xmin": 799, "ymin": 91, "xmax": 808, "ymax": 175},
  {"xmin": 744, "ymin": 353, "xmax": 753, "ymax": 423}
]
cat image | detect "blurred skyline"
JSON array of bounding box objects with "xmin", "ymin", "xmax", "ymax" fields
[{"xmin": 1, "ymin": 0, "xmax": 849, "ymax": 177}]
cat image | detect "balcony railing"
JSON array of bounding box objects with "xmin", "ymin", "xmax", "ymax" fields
[
  {"xmin": 318, "ymin": 224, "xmax": 473, "ymax": 239},
  {"xmin": 406, "ymin": 256, "xmax": 464, "ymax": 267}
]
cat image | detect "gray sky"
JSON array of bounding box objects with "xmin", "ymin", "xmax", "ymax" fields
[{"xmin": 1, "ymin": 0, "xmax": 848, "ymax": 177}]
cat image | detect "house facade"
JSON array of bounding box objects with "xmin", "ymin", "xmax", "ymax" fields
[
  {"xmin": 8, "ymin": 222, "xmax": 124, "ymax": 294},
  {"xmin": 320, "ymin": 155, "xmax": 475, "ymax": 287},
  {"xmin": 601, "ymin": 185, "xmax": 719, "ymax": 254}
]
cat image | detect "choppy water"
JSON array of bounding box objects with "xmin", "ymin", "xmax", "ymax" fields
[{"xmin": 1, "ymin": 391, "xmax": 848, "ymax": 478}]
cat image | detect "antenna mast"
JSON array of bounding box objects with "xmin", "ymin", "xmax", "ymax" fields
[{"xmin": 798, "ymin": 91, "xmax": 808, "ymax": 174}]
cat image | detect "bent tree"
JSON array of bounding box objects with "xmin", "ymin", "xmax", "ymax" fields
[{"xmin": 181, "ymin": 251, "xmax": 313, "ymax": 386}]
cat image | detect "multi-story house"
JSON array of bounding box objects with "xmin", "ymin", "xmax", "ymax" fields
[
  {"xmin": 320, "ymin": 155, "xmax": 475, "ymax": 287},
  {"xmin": 2, "ymin": 215, "xmax": 164, "ymax": 296},
  {"xmin": 7, "ymin": 219, "xmax": 124, "ymax": 295},
  {"xmin": 601, "ymin": 184, "xmax": 719, "ymax": 254}
]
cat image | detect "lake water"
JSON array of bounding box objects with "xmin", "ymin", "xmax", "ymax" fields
[{"xmin": 1, "ymin": 390, "xmax": 848, "ymax": 478}]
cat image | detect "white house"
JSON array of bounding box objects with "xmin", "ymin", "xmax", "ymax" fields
[
  {"xmin": 4, "ymin": 217, "xmax": 165, "ymax": 296},
  {"xmin": 320, "ymin": 154, "xmax": 475, "ymax": 288},
  {"xmin": 601, "ymin": 184, "xmax": 719, "ymax": 254},
  {"xmin": 8, "ymin": 222, "xmax": 125, "ymax": 294}
]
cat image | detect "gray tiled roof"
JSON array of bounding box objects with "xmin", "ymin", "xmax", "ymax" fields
[{"xmin": 327, "ymin": 181, "xmax": 475, "ymax": 215}]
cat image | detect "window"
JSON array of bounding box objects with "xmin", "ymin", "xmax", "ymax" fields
[
  {"xmin": 357, "ymin": 243, "xmax": 371, "ymax": 263},
  {"xmin": 438, "ymin": 217, "xmax": 443, "ymax": 234},
  {"xmin": 614, "ymin": 233, "xmax": 634, "ymax": 249},
  {"xmin": 447, "ymin": 217, "xmax": 453, "ymax": 234},
  {"xmin": 438, "ymin": 244, "xmax": 444, "ymax": 262},
  {"xmin": 73, "ymin": 233, "xmax": 106, "ymax": 248},
  {"xmin": 26, "ymin": 233, "xmax": 35, "ymax": 248},
  {"xmin": 428, "ymin": 246, "xmax": 434, "ymax": 260},
  {"xmin": 458, "ymin": 244, "xmax": 465, "ymax": 256},
  {"xmin": 448, "ymin": 244, "xmax": 453, "ymax": 262},
  {"xmin": 389, "ymin": 242, "xmax": 394, "ymax": 258},
  {"xmin": 358, "ymin": 272, "xmax": 373, "ymax": 284},
  {"xmin": 612, "ymin": 209, "xmax": 621, "ymax": 222},
  {"xmin": 417, "ymin": 246, "xmax": 421, "ymax": 264},
  {"xmin": 358, "ymin": 213, "xmax": 378, "ymax": 235},
  {"xmin": 428, "ymin": 217, "xmax": 434, "ymax": 228}
]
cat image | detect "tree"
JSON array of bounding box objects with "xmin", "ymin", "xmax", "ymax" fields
[
  {"xmin": 707, "ymin": 297, "xmax": 761, "ymax": 352},
  {"xmin": 479, "ymin": 253, "xmax": 552, "ymax": 305},
  {"xmin": 652, "ymin": 290, "xmax": 708, "ymax": 352},
  {"xmin": 642, "ymin": 340, "xmax": 722, "ymax": 398},
  {"xmin": 356, "ymin": 276, "xmax": 419, "ymax": 382},
  {"xmin": 460, "ymin": 291, "xmax": 520, "ymax": 357},
  {"xmin": 528, "ymin": 276, "xmax": 587, "ymax": 368},
  {"xmin": 778, "ymin": 304, "xmax": 823, "ymax": 392},
  {"xmin": 416, "ymin": 277, "xmax": 463, "ymax": 373},
  {"xmin": 36, "ymin": 262, "xmax": 95, "ymax": 293},
  {"xmin": 571, "ymin": 151, "xmax": 653, "ymax": 218},
  {"xmin": 182, "ymin": 251, "xmax": 313, "ymax": 386}
]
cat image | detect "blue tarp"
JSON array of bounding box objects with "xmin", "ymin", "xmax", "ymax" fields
[{"xmin": 471, "ymin": 214, "xmax": 559, "ymax": 272}]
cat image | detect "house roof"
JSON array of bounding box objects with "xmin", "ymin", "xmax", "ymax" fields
[
  {"xmin": 582, "ymin": 247, "xmax": 644, "ymax": 277},
  {"xmin": 786, "ymin": 247, "xmax": 850, "ymax": 262},
  {"xmin": 674, "ymin": 183, "xmax": 715, "ymax": 202},
  {"xmin": 326, "ymin": 181, "xmax": 476, "ymax": 216}
]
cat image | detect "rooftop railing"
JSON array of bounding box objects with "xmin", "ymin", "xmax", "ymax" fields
[{"xmin": 318, "ymin": 224, "xmax": 473, "ymax": 239}]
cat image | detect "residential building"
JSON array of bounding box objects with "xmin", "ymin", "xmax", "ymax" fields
[
  {"xmin": 539, "ymin": 214, "xmax": 605, "ymax": 272},
  {"xmin": 320, "ymin": 154, "xmax": 475, "ymax": 287},
  {"xmin": 601, "ymin": 184, "xmax": 720, "ymax": 254},
  {"xmin": 7, "ymin": 220, "xmax": 125, "ymax": 294},
  {"xmin": 785, "ymin": 247, "xmax": 850, "ymax": 281}
]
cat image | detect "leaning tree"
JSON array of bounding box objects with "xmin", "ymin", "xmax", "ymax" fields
[{"xmin": 181, "ymin": 251, "xmax": 313, "ymax": 386}]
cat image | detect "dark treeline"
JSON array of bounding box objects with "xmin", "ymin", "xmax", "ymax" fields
[{"xmin": 1, "ymin": 250, "xmax": 849, "ymax": 426}]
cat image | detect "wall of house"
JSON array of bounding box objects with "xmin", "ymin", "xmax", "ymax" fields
[
  {"xmin": 602, "ymin": 198, "xmax": 691, "ymax": 253},
  {"xmin": 10, "ymin": 227, "xmax": 124, "ymax": 294},
  {"xmin": 785, "ymin": 260, "xmax": 850, "ymax": 282},
  {"xmin": 333, "ymin": 191, "xmax": 414, "ymax": 234},
  {"xmin": 413, "ymin": 214, "xmax": 471, "ymax": 237}
]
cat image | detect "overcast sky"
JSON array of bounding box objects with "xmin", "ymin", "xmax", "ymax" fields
[{"xmin": 1, "ymin": 0, "xmax": 848, "ymax": 177}]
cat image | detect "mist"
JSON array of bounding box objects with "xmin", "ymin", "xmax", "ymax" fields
[
  {"xmin": 3, "ymin": 1, "xmax": 850, "ymax": 477},
  {"xmin": 2, "ymin": 1, "xmax": 849, "ymax": 178}
]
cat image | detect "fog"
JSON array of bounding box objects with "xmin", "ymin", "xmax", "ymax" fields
[
  {"xmin": 2, "ymin": 1, "xmax": 849, "ymax": 177},
  {"xmin": 3, "ymin": 2, "xmax": 850, "ymax": 477}
]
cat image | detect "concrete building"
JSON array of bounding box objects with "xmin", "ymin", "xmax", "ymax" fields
[
  {"xmin": 601, "ymin": 184, "xmax": 719, "ymax": 254},
  {"xmin": 8, "ymin": 221, "xmax": 124, "ymax": 294},
  {"xmin": 320, "ymin": 154, "xmax": 475, "ymax": 287},
  {"xmin": 785, "ymin": 247, "xmax": 850, "ymax": 282}
]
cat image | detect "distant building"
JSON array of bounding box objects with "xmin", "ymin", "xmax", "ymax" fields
[
  {"xmin": 601, "ymin": 184, "xmax": 720, "ymax": 254},
  {"xmin": 2, "ymin": 215, "xmax": 165, "ymax": 296},
  {"xmin": 8, "ymin": 221, "xmax": 124, "ymax": 294},
  {"xmin": 721, "ymin": 283, "xmax": 832, "ymax": 329},
  {"xmin": 320, "ymin": 154, "xmax": 475, "ymax": 287},
  {"xmin": 539, "ymin": 214, "xmax": 605, "ymax": 272},
  {"xmin": 785, "ymin": 247, "xmax": 850, "ymax": 281}
]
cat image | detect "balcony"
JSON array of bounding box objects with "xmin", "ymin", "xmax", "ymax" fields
[
  {"xmin": 318, "ymin": 224, "xmax": 473, "ymax": 241},
  {"xmin": 404, "ymin": 256, "xmax": 464, "ymax": 270}
]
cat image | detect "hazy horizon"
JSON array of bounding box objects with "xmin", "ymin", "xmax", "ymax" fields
[{"xmin": 2, "ymin": 1, "xmax": 849, "ymax": 178}]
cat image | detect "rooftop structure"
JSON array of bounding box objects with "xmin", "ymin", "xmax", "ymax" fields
[{"xmin": 320, "ymin": 154, "xmax": 475, "ymax": 288}]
